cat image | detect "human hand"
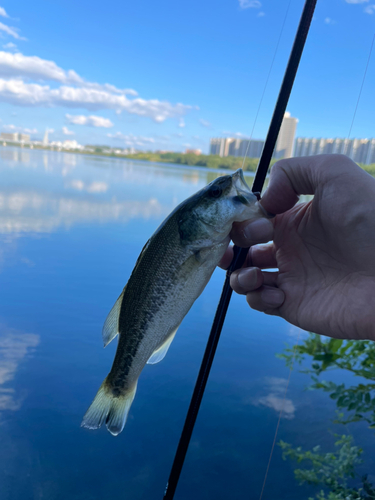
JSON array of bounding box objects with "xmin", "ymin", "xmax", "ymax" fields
[{"xmin": 222, "ymin": 155, "xmax": 375, "ymax": 341}]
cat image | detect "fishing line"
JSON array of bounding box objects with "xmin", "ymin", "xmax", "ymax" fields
[
  {"xmin": 241, "ymin": 0, "xmax": 293, "ymax": 169},
  {"xmin": 163, "ymin": 2, "xmax": 317, "ymax": 499},
  {"xmin": 258, "ymin": 330, "xmax": 301, "ymax": 500},
  {"xmin": 347, "ymin": 33, "xmax": 375, "ymax": 140}
]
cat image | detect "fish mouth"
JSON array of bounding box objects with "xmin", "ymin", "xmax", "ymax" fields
[
  {"xmin": 232, "ymin": 168, "xmax": 250, "ymax": 190},
  {"xmin": 232, "ymin": 169, "xmax": 257, "ymax": 205}
]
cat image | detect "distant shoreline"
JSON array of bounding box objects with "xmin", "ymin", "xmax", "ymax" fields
[{"xmin": 2, "ymin": 142, "xmax": 375, "ymax": 176}]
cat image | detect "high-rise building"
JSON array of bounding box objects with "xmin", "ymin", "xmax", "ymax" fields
[
  {"xmin": 274, "ymin": 112, "xmax": 299, "ymax": 159},
  {"xmin": 294, "ymin": 137, "xmax": 375, "ymax": 165},
  {"xmin": 0, "ymin": 132, "xmax": 30, "ymax": 142},
  {"xmin": 209, "ymin": 137, "xmax": 265, "ymax": 158},
  {"xmin": 0, "ymin": 132, "xmax": 18, "ymax": 141},
  {"xmin": 43, "ymin": 129, "xmax": 49, "ymax": 146},
  {"xmin": 210, "ymin": 138, "xmax": 225, "ymax": 156}
]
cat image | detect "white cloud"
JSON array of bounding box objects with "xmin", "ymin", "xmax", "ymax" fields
[
  {"xmin": 107, "ymin": 131, "xmax": 157, "ymax": 147},
  {"xmin": 0, "ymin": 7, "xmax": 8, "ymax": 18},
  {"xmin": 0, "ymin": 51, "xmax": 82, "ymax": 84},
  {"xmin": 0, "ymin": 79, "xmax": 192, "ymax": 122},
  {"xmin": 0, "ymin": 52, "xmax": 194, "ymax": 122},
  {"xmin": 222, "ymin": 130, "xmax": 247, "ymax": 137},
  {"xmin": 0, "ymin": 22, "xmax": 26, "ymax": 41},
  {"xmin": 239, "ymin": 0, "xmax": 261, "ymax": 8},
  {"xmin": 178, "ymin": 118, "xmax": 185, "ymax": 128},
  {"xmin": 2, "ymin": 123, "xmax": 37, "ymax": 134},
  {"xmin": 3, "ymin": 43, "xmax": 15, "ymax": 50},
  {"xmin": 66, "ymin": 114, "xmax": 113, "ymax": 128},
  {"xmin": 0, "ymin": 52, "xmax": 139, "ymax": 98},
  {"xmin": 364, "ymin": 4, "xmax": 375, "ymax": 12},
  {"xmin": 199, "ymin": 118, "xmax": 211, "ymax": 128},
  {"xmin": 62, "ymin": 126, "xmax": 74, "ymax": 136},
  {"xmin": 257, "ymin": 11, "xmax": 265, "ymax": 16},
  {"xmin": 0, "ymin": 52, "xmax": 136, "ymax": 96},
  {"xmin": 345, "ymin": 0, "xmax": 368, "ymax": 3},
  {"xmin": 324, "ymin": 17, "xmax": 336, "ymax": 23}
]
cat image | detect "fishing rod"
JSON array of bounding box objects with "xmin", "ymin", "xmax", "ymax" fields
[{"xmin": 163, "ymin": 1, "xmax": 317, "ymax": 498}]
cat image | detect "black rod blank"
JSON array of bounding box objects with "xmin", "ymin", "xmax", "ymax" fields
[{"xmin": 163, "ymin": 1, "xmax": 317, "ymax": 498}]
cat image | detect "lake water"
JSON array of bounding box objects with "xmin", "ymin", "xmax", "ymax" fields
[{"xmin": 0, "ymin": 147, "xmax": 374, "ymax": 500}]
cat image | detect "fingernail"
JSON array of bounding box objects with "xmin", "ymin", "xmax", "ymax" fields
[
  {"xmin": 261, "ymin": 288, "xmax": 284, "ymax": 307},
  {"xmin": 244, "ymin": 218, "xmax": 273, "ymax": 243},
  {"xmin": 237, "ymin": 268, "xmax": 257, "ymax": 289}
]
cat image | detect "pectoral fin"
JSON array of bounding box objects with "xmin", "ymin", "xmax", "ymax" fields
[
  {"xmin": 102, "ymin": 289, "xmax": 125, "ymax": 347},
  {"xmin": 147, "ymin": 328, "xmax": 178, "ymax": 365}
]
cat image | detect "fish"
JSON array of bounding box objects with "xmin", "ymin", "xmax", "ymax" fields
[{"xmin": 81, "ymin": 168, "xmax": 266, "ymax": 436}]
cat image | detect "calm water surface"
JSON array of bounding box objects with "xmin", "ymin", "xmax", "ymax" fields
[{"xmin": 0, "ymin": 148, "xmax": 373, "ymax": 500}]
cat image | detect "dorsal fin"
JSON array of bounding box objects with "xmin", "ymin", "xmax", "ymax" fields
[
  {"xmin": 147, "ymin": 328, "xmax": 178, "ymax": 365},
  {"xmin": 102, "ymin": 289, "xmax": 125, "ymax": 347}
]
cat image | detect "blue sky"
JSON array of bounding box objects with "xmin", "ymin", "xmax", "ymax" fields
[{"xmin": 0, "ymin": 0, "xmax": 374, "ymax": 152}]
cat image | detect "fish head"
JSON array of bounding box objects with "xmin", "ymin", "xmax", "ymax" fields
[{"xmin": 178, "ymin": 169, "xmax": 267, "ymax": 245}]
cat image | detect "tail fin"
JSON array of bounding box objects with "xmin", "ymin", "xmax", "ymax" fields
[{"xmin": 81, "ymin": 378, "xmax": 137, "ymax": 436}]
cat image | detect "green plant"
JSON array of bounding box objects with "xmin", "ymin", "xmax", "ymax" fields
[{"xmin": 279, "ymin": 335, "xmax": 375, "ymax": 427}]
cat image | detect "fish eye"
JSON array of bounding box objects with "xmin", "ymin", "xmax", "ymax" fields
[{"xmin": 209, "ymin": 185, "xmax": 222, "ymax": 198}]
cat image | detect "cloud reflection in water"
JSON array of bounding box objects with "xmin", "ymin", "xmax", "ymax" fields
[
  {"xmin": 254, "ymin": 376, "xmax": 296, "ymax": 420},
  {"xmin": 0, "ymin": 327, "xmax": 40, "ymax": 413},
  {"xmin": 0, "ymin": 148, "xmax": 204, "ymax": 235},
  {"xmin": 0, "ymin": 191, "xmax": 169, "ymax": 233}
]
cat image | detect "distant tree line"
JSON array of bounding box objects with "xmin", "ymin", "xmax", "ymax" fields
[
  {"xmin": 122, "ymin": 152, "xmax": 270, "ymax": 171},
  {"xmin": 4, "ymin": 142, "xmax": 375, "ymax": 175},
  {"xmin": 123, "ymin": 152, "xmax": 375, "ymax": 176}
]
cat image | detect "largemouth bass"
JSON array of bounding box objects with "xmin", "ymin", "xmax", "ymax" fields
[{"xmin": 82, "ymin": 169, "xmax": 266, "ymax": 436}]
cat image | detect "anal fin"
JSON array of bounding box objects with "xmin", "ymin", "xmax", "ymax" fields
[
  {"xmin": 102, "ymin": 289, "xmax": 125, "ymax": 347},
  {"xmin": 147, "ymin": 328, "xmax": 178, "ymax": 365}
]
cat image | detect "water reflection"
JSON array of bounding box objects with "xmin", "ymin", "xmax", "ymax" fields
[
  {"xmin": 0, "ymin": 191, "xmax": 167, "ymax": 233},
  {"xmin": 0, "ymin": 327, "xmax": 40, "ymax": 413},
  {"xmin": 1, "ymin": 148, "xmax": 373, "ymax": 500},
  {"xmin": 0, "ymin": 148, "xmax": 31, "ymax": 165},
  {"xmin": 0, "ymin": 147, "xmax": 216, "ymax": 235},
  {"xmin": 254, "ymin": 376, "xmax": 296, "ymax": 419},
  {"xmin": 279, "ymin": 334, "xmax": 375, "ymax": 497},
  {"xmin": 66, "ymin": 180, "xmax": 109, "ymax": 193}
]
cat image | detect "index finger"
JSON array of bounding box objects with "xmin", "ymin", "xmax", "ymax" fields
[{"xmin": 260, "ymin": 154, "xmax": 358, "ymax": 215}]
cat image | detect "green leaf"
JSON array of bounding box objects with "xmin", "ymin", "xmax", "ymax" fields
[{"xmin": 330, "ymin": 339, "xmax": 343, "ymax": 353}]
